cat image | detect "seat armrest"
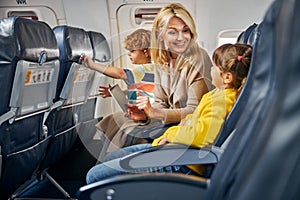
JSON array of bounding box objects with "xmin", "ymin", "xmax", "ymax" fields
[
  {"xmin": 78, "ymin": 173, "xmax": 208, "ymax": 200},
  {"xmin": 126, "ymin": 123, "xmax": 177, "ymax": 144},
  {"xmin": 141, "ymin": 123, "xmax": 178, "ymax": 139},
  {"xmin": 119, "ymin": 144, "xmax": 223, "ymax": 170}
]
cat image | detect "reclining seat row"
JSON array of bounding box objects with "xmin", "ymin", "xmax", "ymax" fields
[
  {"xmin": 42, "ymin": 30, "xmax": 113, "ymax": 190},
  {"xmin": 30, "ymin": 26, "xmax": 112, "ymax": 198},
  {"xmin": 0, "ymin": 16, "xmax": 112, "ymax": 198},
  {"xmin": 0, "ymin": 17, "xmax": 59, "ymax": 198}
]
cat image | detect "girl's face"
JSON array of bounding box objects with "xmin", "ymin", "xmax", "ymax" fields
[
  {"xmin": 211, "ymin": 65, "xmax": 226, "ymax": 89},
  {"xmin": 127, "ymin": 49, "xmax": 149, "ymax": 64},
  {"xmin": 161, "ymin": 17, "xmax": 192, "ymax": 57}
]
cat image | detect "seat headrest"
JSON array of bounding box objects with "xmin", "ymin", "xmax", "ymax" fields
[
  {"xmin": 88, "ymin": 31, "xmax": 111, "ymax": 63},
  {"xmin": 0, "ymin": 17, "xmax": 59, "ymax": 62},
  {"xmin": 53, "ymin": 25, "xmax": 93, "ymax": 62},
  {"xmin": 246, "ymin": 26, "xmax": 259, "ymax": 46},
  {"xmin": 237, "ymin": 23, "xmax": 258, "ymax": 45}
]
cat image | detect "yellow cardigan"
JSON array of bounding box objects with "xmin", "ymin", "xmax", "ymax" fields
[{"xmin": 152, "ymin": 88, "xmax": 237, "ymax": 174}]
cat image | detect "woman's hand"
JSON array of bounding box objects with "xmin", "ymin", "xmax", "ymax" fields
[
  {"xmin": 127, "ymin": 104, "xmax": 147, "ymax": 121},
  {"xmin": 136, "ymin": 95, "xmax": 165, "ymax": 120},
  {"xmin": 136, "ymin": 96, "xmax": 152, "ymax": 116},
  {"xmin": 98, "ymin": 84, "xmax": 112, "ymax": 98}
]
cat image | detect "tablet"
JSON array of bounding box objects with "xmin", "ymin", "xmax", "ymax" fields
[{"xmin": 109, "ymin": 84, "xmax": 128, "ymax": 112}]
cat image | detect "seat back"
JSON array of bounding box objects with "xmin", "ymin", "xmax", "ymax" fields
[
  {"xmin": 87, "ymin": 31, "xmax": 111, "ymax": 99},
  {"xmin": 78, "ymin": 31, "xmax": 111, "ymax": 167},
  {"xmin": 77, "ymin": 31, "xmax": 111, "ymax": 145},
  {"xmin": 236, "ymin": 23, "xmax": 258, "ymax": 44},
  {"xmin": 76, "ymin": 31, "xmax": 112, "ymax": 124},
  {"xmin": 216, "ymin": 0, "xmax": 300, "ymax": 199},
  {"xmin": 40, "ymin": 25, "xmax": 94, "ymax": 169},
  {"xmin": 0, "ymin": 17, "xmax": 59, "ymax": 126},
  {"xmin": 75, "ymin": 31, "xmax": 113, "ymax": 171},
  {"xmin": 53, "ymin": 25, "xmax": 94, "ymax": 107},
  {"xmin": 207, "ymin": 0, "xmax": 295, "ymax": 199},
  {"xmin": 0, "ymin": 17, "xmax": 59, "ymax": 198}
]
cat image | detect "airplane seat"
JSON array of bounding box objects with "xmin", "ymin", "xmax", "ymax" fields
[
  {"xmin": 236, "ymin": 23, "xmax": 258, "ymax": 44},
  {"xmin": 207, "ymin": 0, "xmax": 300, "ymax": 198},
  {"xmin": 0, "ymin": 17, "xmax": 59, "ymax": 198},
  {"xmin": 86, "ymin": 31, "xmax": 111, "ymax": 102},
  {"xmin": 75, "ymin": 31, "xmax": 111, "ymax": 126},
  {"xmin": 78, "ymin": 0, "xmax": 294, "ymax": 198},
  {"xmin": 228, "ymin": 0, "xmax": 300, "ymax": 198},
  {"xmin": 77, "ymin": 30, "xmax": 112, "ymax": 142},
  {"xmin": 75, "ymin": 30, "xmax": 113, "ymax": 170},
  {"xmin": 40, "ymin": 25, "xmax": 94, "ymax": 170}
]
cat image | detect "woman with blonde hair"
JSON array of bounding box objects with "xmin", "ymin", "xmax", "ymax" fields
[{"xmin": 138, "ymin": 3, "xmax": 213, "ymax": 123}]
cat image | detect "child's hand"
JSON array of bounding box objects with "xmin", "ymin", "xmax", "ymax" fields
[
  {"xmin": 82, "ymin": 55, "xmax": 95, "ymax": 70},
  {"xmin": 179, "ymin": 118, "xmax": 186, "ymax": 126},
  {"xmin": 158, "ymin": 137, "xmax": 169, "ymax": 145},
  {"xmin": 98, "ymin": 84, "xmax": 112, "ymax": 98}
]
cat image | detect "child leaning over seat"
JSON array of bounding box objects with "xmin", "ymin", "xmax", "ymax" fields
[
  {"xmin": 85, "ymin": 43, "xmax": 253, "ymax": 184},
  {"xmin": 82, "ymin": 28, "xmax": 153, "ymax": 120}
]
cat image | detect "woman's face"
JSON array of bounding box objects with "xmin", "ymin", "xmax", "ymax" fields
[{"xmin": 161, "ymin": 17, "xmax": 192, "ymax": 57}]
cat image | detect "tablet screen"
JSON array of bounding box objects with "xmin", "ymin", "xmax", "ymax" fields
[{"xmin": 109, "ymin": 84, "xmax": 128, "ymax": 112}]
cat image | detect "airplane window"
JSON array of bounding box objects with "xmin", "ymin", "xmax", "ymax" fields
[
  {"xmin": 217, "ymin": 29, "xmax": 242, "ymax": 46},
  {"xmin": 134, "ymin": 8, "xmax": 161, "ymax": 25}
]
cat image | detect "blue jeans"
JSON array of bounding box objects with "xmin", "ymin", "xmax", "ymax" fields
[{"xmin": 86, "ymin": 143, "xmax": 197, "ymax": 184}]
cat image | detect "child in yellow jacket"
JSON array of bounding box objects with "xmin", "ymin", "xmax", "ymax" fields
[{"xmin": 86, "ymin": 43, "xmax": 253, "ymax": 184}]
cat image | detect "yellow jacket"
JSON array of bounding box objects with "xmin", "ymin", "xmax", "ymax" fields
[{"xmin": 152, "ymin": 88, "xmax": 237, "ymax": 174}]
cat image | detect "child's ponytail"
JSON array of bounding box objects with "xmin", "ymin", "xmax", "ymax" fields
[{"xmin": 212, "ymin": 43, "xmax": 252, "ymax": 97}]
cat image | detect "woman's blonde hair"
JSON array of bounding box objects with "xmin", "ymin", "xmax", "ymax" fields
[
  {"xmin": 212, "ymin": 43, "xmax": 252, "ymax": 94},
  {"xmin": 151, "ymin": 3, "xmax": 202, "ymax": 71}
]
